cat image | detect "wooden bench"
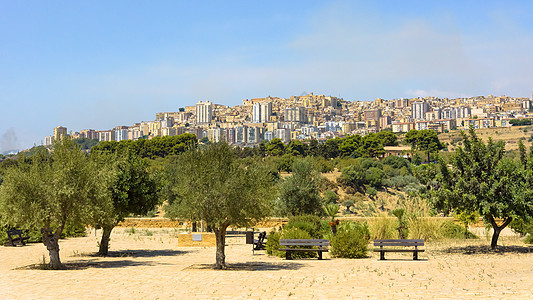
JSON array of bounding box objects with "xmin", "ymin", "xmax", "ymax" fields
[
  {"xmin": 5, "ymin": 229, "xmax": 30, "ymax": 247},
  {"xmin": 373, "ymin": 239, "xmax": 424, "ymax": 260},
  {"xmin": 279, "ymin": 239, "xmax": 329, "ymax": 260},
  {"xmin": 245, "ymin": 231, "xmax": 267, "ymax": 254},
  {"xmin": 253, "ymin": 231, "xmax": 267, "ymax": 250}
]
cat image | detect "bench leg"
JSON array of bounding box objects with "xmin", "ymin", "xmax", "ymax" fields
[
  {"xmin": 286, "ymin": 251, "xmax": 292, "ymax": 260},
  {"xmin": 413, "ymin": 251, "xmax": 418, "ymax": 260},
  {"xmin": 380, "ymin": 251, "xmax": 385, "ymax": 260},
  {"xmin": 318, "ymin": 251, "xmax": 322, "ymax": 260}
]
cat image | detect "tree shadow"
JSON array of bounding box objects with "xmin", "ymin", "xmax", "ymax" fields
[
  {"xmin": 66, "ymin": 259, "xmax": 165, "ymax": 270},
  {"xmin": 436, "ymin": 245, "xmax": 533, "ymax": 255},
  {"xmin": 85, "ymin": 249, "xmax": 194, "ymax": 258},
  {"xmin": 184, "ymin": 261, "xmax": 305, "ymax": 271},
  {"xmin": 18, "ymin": 259, "xmax": 167, "ymax": 270}
]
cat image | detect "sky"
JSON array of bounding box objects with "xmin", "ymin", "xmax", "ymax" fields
[{"xmin": 1, "ymin": 1, "xmax": 533, "ymax": 152}]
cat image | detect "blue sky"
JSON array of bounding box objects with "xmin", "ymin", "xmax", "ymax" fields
[{"xmin": 1, "ymin": 1, "xmax": 533, "ymax": 152}]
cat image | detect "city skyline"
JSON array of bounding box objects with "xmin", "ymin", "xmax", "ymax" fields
[{"xmin": 2, "ymin": 1, "xmax": 533, "ymax": 151}]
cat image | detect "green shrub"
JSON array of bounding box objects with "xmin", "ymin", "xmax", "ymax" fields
[
  {"xmin": 330, "ymin": 221, "xmax": 370, "ymax": 258},
  {"xmin": 285, "ymin": 215, "xmax": 328, "ymax": 239},
  {"xmin": 525, "ymin": 234, "xmax": 533, "ymax": 244},
  {"xmin": 266, "ymin": 230, "xmax": 282, "ymax": 257},
  {"xmin": 439, "ymin": 220, "xmax": 478, "ymax": 239},
  {"xmin": 383, "ymin": 175, "xmax": 418, "ymax": 188},
  {"xmin": 509, "ymin": 217, "xmax": 533, "ymax": 236},
  {"xmin": 280, "ymin": 227, "xmax": 317, "ymax": 259}
]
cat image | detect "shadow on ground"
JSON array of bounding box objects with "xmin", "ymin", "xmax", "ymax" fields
[
  {"xmin": 18, "ymin": 259, "xmax": 168, "ymax": 270},
  {"xmin": 184, "ymin": 261, "xmax": 305, "ymax": 271},
  {"xmin": 437, "ymin": 245, "xmax": 532, "ymax": 255},
  {"xmin": 85, "ymin": 249, "xmax": 194, "ymax": 258}
]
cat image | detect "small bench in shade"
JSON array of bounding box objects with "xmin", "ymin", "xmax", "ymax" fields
[{"xmin": 5, "ymin": 229, "xmax": 30, "ymax": 247}]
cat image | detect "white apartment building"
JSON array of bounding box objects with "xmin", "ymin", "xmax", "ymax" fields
[
  {"xmin": 196, "ymin": 101, "xmax": 213, "ymax": 124},
  {"xmin": 412, "ymin": 101, "xmax": 429, "ymax": 120},
  {"xmin": 252, "ymin": 102, "xmax": 272, "ymax": 123},
  {"xmin": 285, "ymin": 107, "xmax": 306, "ymax": 122}
]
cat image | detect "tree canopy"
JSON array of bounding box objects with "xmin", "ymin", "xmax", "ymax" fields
[
  {"xmin": 278, "ymin": 158, "xmax": 324, "ymax": 216},
  {"xmin": 0, "ymin": 138, "xmax": 110, "ymax": 269},
  {"xmin": 91, "ymin": 133, "xmax": 197, "ymax": 159},
  {"xmin": 431, "ymin": 128, "xmax": 533, "ymax": 249},
  {"xmin": 164, "ymin": 142, "xmax": 274, "ymax": 269},
  {"xmin": 405, "ymin": 129, "xmax": 443, "ymax": 162},
  {"xmin": 92, "ymin": 151, "xmax": 160, "ymax": 255}
]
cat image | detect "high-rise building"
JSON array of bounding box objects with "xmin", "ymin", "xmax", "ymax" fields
[
  {"xmin": 235, "ymin": 126, "xmax": 248, "ymax": 144},
  {"xmin": 195, "ymin": 101, "xmax": 213, "ymax": 124},
  {"xmin": 80, "ymin": 129, "xmax": 98, "ymax": 140},
  {"xmin": 114, "ymin": 126, "xmax": 129, "ymax": 141},
  {"xmin": 207, "ymin": 128, "xmax": 223, "ymax": 143},
  {"xmin": 274, "ymin": 128, "xmax": 291, "ymax": 143},
  {"xmin": 44, "ymin": 135, "xmax": 54, "ymax": 146},
  {"xmin": 98, "ymin": 130, "xmax": 115, "ymax": 142},
  {"xmin": 252, "ymin": 102, "xmax": 272, "ymax": 123},
  {"xmin": 412, "ymin": 101, "xmax": 430, "ymax": 120},
  {"xmin": 246, "ymin": 127, "xmax": 264, "ymax": 144},
  {"xmin": 364, "ymin": 109, "xmax": 382, "ymax": 121},
  {"xmin": 53, "ymin": 126, "xmax": 67, "ymax": 141},
  {"xmin": 285, "ymin": 107, "xmax": 306, "ymax": 122}
]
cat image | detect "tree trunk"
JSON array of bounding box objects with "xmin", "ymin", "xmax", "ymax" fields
[
  {"xmin": 213, "ymin": 226, "xmax": 228, "ymax": 269},
  {"xmin": 42, "ymin": 229, "xmax": 63, "ymax": 270},
  {"xmin": 98, "ymin": 225, "xmax": 114, "ymax": 256},
  {"xmin": 488, "ymin": 216, "xmax": 512, "ymax": 250}
]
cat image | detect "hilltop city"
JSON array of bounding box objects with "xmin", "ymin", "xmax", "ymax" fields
[{"xmin": 45, "ymin": 92, "xmax": 533, "ymax": 146}]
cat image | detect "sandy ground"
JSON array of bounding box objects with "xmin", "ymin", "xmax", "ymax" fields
[{"xmin": 1, "ymin": 228, "xmax": 532, "ymax": 299}]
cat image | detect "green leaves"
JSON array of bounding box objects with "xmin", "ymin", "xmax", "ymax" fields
[
  {"xmin": 432, "ymin": 128, "xmax": 533, "ymax": 248},
  {"xmin": 164, "ymin": 142, "xmax": 274, "ymax": 229}
]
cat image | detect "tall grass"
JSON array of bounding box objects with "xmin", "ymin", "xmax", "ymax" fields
[
  {"xmin": 407, "ymin": 216, "xmax": 445, "ymax": 241},
  {"xmin": 366, "ymin": 215, "xmax": 396, "ymax": 240}
]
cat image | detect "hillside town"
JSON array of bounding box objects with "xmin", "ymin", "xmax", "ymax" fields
[{"xmin": 45, "ymin": 93, "xmax": 533, "ymax": 146}]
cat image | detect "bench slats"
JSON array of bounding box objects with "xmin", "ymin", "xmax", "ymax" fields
[
  {"xmin": 373, "ymin": 239, "xmax": 425, "ymax": 260},
  {"xmin": 373, "ymin": 249, "xmax": 425, "ymax": 253},
  {"xmin": 374, "ymin": 242, "xmax": 424, "ymax": 247},
  {"xmin": 5, "ymin": 229, "xmax": 30, "ymax": 247},
  {"xmin": 374, "ymin": 239, "xmax": 423, "ymax": 242},
  {"xmin": 278, "ymin": 239, "xmax": 329, "ymax": 260}
]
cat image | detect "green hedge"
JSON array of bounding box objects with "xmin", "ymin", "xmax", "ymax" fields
[{"xmin": 330, "ymin": 221, "xmax": 370, "ymax": 258}]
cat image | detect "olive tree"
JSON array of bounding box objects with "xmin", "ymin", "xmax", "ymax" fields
[
  {"xmin": 0, "ymin": 138, "xmax": 111, "ymax": 269},
  {"xmin": 92, "ymin": 151, "xmax": 160, "ymax": 256},
  {"xmin": 164, "ymin": 142, "xmax": 273, "ymax": 269}
]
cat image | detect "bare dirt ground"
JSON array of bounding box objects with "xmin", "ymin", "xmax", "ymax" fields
[{"xmin": 1, "ymin": 227, "xmax": 532, "ymax": 299}]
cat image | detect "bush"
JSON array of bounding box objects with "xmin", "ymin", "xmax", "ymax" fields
[
  {"xmin": 330, "ymin": 221, "xmax": 370, "ymax": 258},
  {"xmin": 439, "ymin": 220, "xmax": 478, "ymax": 239},
  {"xmin": 323, "ymin": 190, "xmax": 339, "ymax": 204},
  {"xmin": 266, "ymin": 230, "xmax": 282, "ymax": 257},
  {"xmin": 309, "ymin": 156, "xmax": 335, "ymax": 173},
  {"xmin": 509, "ymin": 217, "xmax": 533, "ymax": 236},
  {"xmin": 285, "ymin": 215, "xmax": 329, "ymax": 239},
  {"xmin": 383, "ymin": 175, "xmax": 419, "ymax": 188},
  {"xmin": 382, "ymin": 155, "xmax": 409, "ymax": 170},
  {"xmin": 525, "ymin": 234, "xmax": 533, "ymax": 244}
]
